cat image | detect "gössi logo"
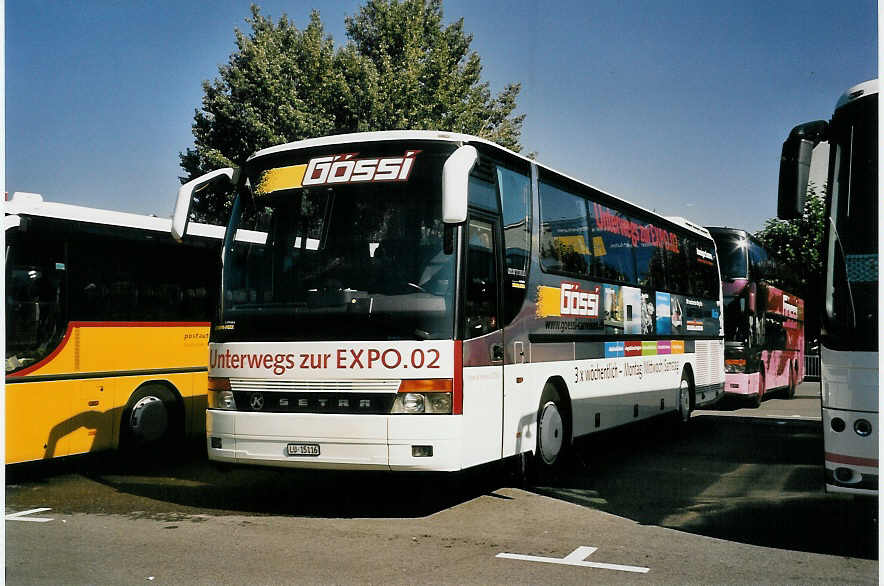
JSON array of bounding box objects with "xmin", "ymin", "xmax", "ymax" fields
[
  {"xmin": 302, "ymin": 150, "xmax": 421, "ymax": 186},
  {"xmin": 560, "ymin": 282, "xmax": 600, "ymax": 318}
]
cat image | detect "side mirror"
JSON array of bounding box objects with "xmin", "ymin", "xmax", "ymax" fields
[
  {"xmin": 777, "ymin": 120, "xmax": 827, "ymax": 220},
  {"xmin": 442, "ymin": 145, "xmax": 478, "ymax": 224},
  {"xmin": 172, "ymin": 167, "xmax": 238, "ymax": 241}
]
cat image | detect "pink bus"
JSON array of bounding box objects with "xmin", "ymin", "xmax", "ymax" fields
[{"xmin": 708, "ymin": 228, "xmax": 805, "ymax": 406}]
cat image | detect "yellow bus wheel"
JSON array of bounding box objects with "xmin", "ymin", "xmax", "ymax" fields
[{"xmin": 120, "ymin": 385, "xmax": 180, "ymax": 450}]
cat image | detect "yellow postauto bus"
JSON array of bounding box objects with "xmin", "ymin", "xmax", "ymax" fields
[{"xmin": 5, "ymin": 192, "xmax": 223, "ymax": 464}]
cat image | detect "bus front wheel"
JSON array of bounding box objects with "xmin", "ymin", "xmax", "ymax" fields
[{"xmin": 120, "ymin": 384, "xmax": 181, "ymax": 451}]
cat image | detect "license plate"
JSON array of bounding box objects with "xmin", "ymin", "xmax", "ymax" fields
[{"xmin": 286, "ymin": 443, "xmax": 320, "ymax": 457}]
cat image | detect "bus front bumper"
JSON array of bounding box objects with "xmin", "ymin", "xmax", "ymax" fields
[
  {"xmin": 206, "ymin": 409, "xmax": 464, "ymax": 471},
  {"xmin": 822, "ymin": 407, "xmax": 879, "ymax": 495},
  {"xmin": 723, "ymin": 373, "xmax": 760, "ymax": 397}
]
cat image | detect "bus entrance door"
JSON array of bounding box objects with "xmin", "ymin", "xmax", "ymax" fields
[{"xmin": 461, "ymin": 217, "xmax": 505, "ymax": 467}]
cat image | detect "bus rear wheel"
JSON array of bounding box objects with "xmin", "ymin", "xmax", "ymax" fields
[
  {"xmin": 120, "ymin": 384, "xmax": 181, "ymax": 452},
  {"xmin": 678, "ymin": 372, "xmax": 693, "ymax": 424}
]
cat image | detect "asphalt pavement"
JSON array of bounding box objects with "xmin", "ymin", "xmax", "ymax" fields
[{"xmin": 6, "ymin": 380, "xmax": 878, "ymax": 584}]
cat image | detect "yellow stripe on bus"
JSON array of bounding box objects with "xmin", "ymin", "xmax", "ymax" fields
[
  {"xmin": 535, "ymin": 285, "xmax": 562, "ymax": 318},
  {"xmin": 256, "ymin": 164, "xmax": 308, "ymax": 195}
]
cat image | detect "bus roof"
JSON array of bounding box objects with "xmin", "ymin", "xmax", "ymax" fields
[
  {"xmin": 247, "ymin": 130, "xmax": 714, "ymax": 241},
  {"xmin": 665, "ymin": 216, "xmax": 713, "ymax": 239},
  {"xmin": 706, "ymin": 226, "xmax": 750, "ymax": 239},
  {"xmin": 836, "ymin": 79, "xmax": 878, "ymax": 110},
  {"xmin": 5, "ymin": 192, "xmax": 225, "ymax": 240}
]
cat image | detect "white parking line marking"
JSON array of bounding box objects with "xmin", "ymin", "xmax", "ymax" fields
[
  {"xmin": 563, "ymin": 546, "xmax": 597, "ymax": 561},
  {"xmin": 6, "ymin": 508, "xmax": 54, "ymax": 522},
  {"xmin": 497, "ymin": 546, "xmax": 650, "ymax": 573}
]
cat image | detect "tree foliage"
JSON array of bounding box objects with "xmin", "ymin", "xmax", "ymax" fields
[{"xmin": 179, "ymin": 1, "xmax": 525, "ymax": 222}]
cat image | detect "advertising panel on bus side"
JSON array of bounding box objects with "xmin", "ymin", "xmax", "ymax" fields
[{"xmin": 533, "ymin": 281, "xmax": 720, "ymax": 338}]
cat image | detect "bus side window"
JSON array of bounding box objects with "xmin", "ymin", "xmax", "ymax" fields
[
  {"xmin": 464, "ymin": 219, "xmax": 498, "ymax": 339},
  {"xmin": 697, "ymin": 240, "xmax": 720, "ymax": 299},
  {"xmin": 468, "ymin": 173, "xmax": 499, "ymax": 213},
  {"xmin": 539, "ymin": 181, "xmax": 593, "ymax": 278},
  {"xmin": 748, "ymin": 241, "xmax": 768, "ymax": 279},
  {"xmin": 665, "ymin": 236, "xmax": 690, "ymax": 296},
  {"xmin": 634, "ymin": 219, "xmax": 668, "ymax": 290},
  {"xmin": 680, "ymin": 236, "xmax": 699, "ymax": 297},
  {"xmin": 5, "ymin": 229, "xmax": 68, "ymax": 371},
  {"xmin": 764, "ymin": 316, "xmax": 786, "ymax": 350},
  {"xmin": 588, "ymin": 201, "xmax": 635, "ymax": 284}
]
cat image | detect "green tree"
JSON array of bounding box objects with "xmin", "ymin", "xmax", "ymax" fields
[
  {"xmin": 179, "ymin": 1, "xmax": 525, "ymax": 222},
  {"xmin": 344, "ymin": 0, "xmax": 524, "ymax": 150}
]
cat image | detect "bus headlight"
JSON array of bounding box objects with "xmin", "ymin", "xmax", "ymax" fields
[
  {"xmin": 403, "ymin": 393, "xmax": 425, "ymax": 413},
  {"xmin": 391, "ymin": 379, "xmax": 453, "ymax": 414},
  {"xmin": 391, "ymin": 392, "xmax": 452, "ymax": 414},
  {"xmin": 208, "ymin": 377, "xmax": 236, "ymax": 410},
  {"xmin": 428, "ymin": 393, "xmax": 452, "ymax": 413},
  {"xmin": 209, "ymin": 390, "xmax": 237, "ymax": 410}
]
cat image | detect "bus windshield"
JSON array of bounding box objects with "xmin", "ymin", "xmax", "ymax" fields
[
  {"xmin": 712, "ymin": 232, "xmax": 748, "ymax": 281},
  {"xmin": 218, "ymin": 143, "xmax": 457, "ymax": 342},
  {"xmin": 824, "ymin": 93, "xmax": 878, "ymax": 352},
  {"xmin": 722, "ymin": 294, "xmax": 749, "ymax": 343}
]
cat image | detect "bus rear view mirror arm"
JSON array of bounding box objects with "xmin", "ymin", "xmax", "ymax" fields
[
  {"xmin": 442, "ymin": 145, "xmax": 478, "ymax": 224},
  {"xmin": 777, "ymin": 120, "xmax": 828, "ymax": 220},
  {"xmin": 172, "ymin": 167, "xmax": 239, "ymax": 241}
]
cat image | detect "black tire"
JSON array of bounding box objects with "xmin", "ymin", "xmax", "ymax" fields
[
  {"xmin": 677, "ymin": 369, "xmax": 694, "ymax": 425},
  {"xmin": 119, "ymin": 384, "xmax": 182, "ymax": 452},
  {"xmin": 533, "ymin": 384, "xmax": 570, "ymax": 479}
]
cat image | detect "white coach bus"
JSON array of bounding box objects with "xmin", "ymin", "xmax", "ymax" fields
[
  {"xmin": 172, "ymin": 131, "xmax": 724, "ymax": 474},
  {"xmin": 778, "ymin": 80, "xmax": 878, "ymax": 495}
]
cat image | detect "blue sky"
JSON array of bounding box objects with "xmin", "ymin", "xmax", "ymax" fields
[{"xmin": 6, "ymin": 0, "xmax": 877, "ymax": 232}]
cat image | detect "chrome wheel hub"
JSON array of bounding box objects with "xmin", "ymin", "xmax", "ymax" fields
[{"xmin": 538, "ymin": 401, "xmax": 563, "ymax": 465}]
